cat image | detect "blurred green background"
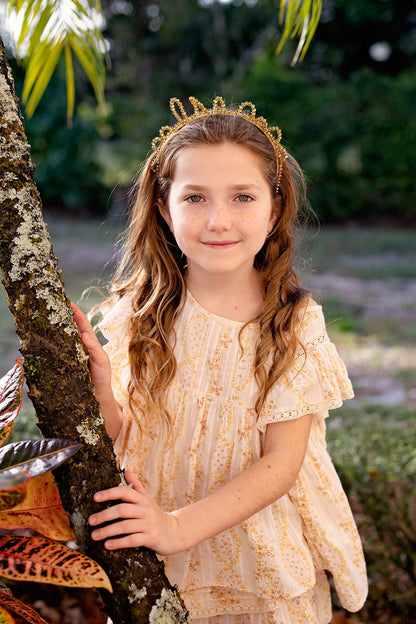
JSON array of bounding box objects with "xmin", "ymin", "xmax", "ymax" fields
[{"xmin": 4, "ymin": 0, "xmax": 416, "ymax": 222}]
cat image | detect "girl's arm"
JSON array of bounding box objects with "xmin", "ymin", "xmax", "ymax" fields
[
  {"xmin": 88, "ymin": 413, "xmax": 313, "ymax": 555},
  {"xmin": 71, "ymin": 303, "xmax": 123, "ymax": 441}
]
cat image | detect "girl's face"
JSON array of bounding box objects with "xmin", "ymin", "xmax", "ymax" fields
[{"xmin": 159, "ymin": 142, "xmax": 277, "ymax": 284}]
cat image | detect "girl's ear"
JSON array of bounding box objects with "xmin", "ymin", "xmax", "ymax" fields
[
  {"xmin": 158, "ymin": 198, "xmax": 173, "ymax": 230},
  {"xmin": 267, "ymin": 195, "xmax": 282, "ymax": 237}
]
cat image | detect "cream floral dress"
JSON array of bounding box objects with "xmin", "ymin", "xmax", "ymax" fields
[{"xmin": 100, "ymin": 292, "xmax": 368, "ymax": 623}]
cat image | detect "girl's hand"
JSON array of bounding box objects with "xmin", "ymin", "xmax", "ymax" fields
[
  {"xmin": 71, "ymin": 303, "xmax": 122, "ymax": 440},
  {"xmin": 71, "ymin": 303, "xmax": 111, "ymax": 394},
  {"xmin": 88, "ymin": 470, "xmax": 182, "ymax": 556}
]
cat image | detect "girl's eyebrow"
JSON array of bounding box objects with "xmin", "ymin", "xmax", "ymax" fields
[{"xmin": 181, "ymin": 183, "xmax": 261, "ymax": 191}]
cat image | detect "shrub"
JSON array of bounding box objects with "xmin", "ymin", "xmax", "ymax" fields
[
  {"xmin": 236, "ymin": 55, "xmax": 416, "ymax": 222},
  {"xmin": 326, "ymin": 404, "xmax": 416, "ymax": 623}
]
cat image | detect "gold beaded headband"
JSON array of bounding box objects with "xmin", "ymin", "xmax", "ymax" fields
[{"xmin": 151, "ymin": 96, "xmax": 288, "ymax": 192}]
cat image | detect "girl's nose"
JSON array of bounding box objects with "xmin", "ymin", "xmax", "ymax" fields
[{"xmin": 207, "ymin": 205, "xmax": 232, "ymax": 231}]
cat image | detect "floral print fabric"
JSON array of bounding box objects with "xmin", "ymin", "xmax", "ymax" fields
[{"xmin": 100, "ymin": 292, "xmax": 367, "ymax": 621}]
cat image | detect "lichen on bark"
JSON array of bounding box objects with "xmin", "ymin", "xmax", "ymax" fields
[{"xmin": 0, "ymin": 34, "xmax": 189, "ymax": 623}]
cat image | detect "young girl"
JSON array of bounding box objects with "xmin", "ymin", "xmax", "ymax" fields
[{"xmin": 73, "ymin": 97, "xmax": 367, "ymax": 623}]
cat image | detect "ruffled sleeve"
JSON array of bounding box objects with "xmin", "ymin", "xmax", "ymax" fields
[{"xmin": 257, "ymin": 305, "xmax": 353, "ymax": 433}]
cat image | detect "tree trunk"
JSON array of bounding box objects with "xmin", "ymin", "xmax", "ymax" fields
[{"xmin": 0, "ymin": 36, "xmax": 189, "ymax": 623}]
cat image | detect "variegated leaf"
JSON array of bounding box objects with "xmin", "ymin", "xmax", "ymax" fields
[
  {"xmin": 0, "ymin": 438, "xmax": 82, "ymax": 480},
  {"xmin": 0, "ymin": 425, "xmax": 14, "ymax": 450},
  {"xmin": 0, "ymin": 471, "xmax": 28, "ymax": 511},
  {"xmin": 0, "ymin": 536, "xmax": 112, "ymax": 592},
  {"xmin": 0, "ymin": 361, "xmax": 24, "ymax": 430},
  {"xmin": 0, "ymin": 472, "xmax": 75, "ymax": 540},
  {"xmin": 0, "ymin": 604, "xmax": 16, "ymax": 624},
  {"xmin": 0, "ymin": 589, "xmax": 48, "ymax": 624}
]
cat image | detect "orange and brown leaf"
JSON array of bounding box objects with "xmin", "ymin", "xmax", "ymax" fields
[
  {"xmin": 0, "ymin": 536, "xmax": 112, "ymax": 592},
  {"xmin": 0, "ymin": 471, "xmax": 28, "ymax": 511},
  {"xmin": 0, "ymin": 472, "xmax": 75, "ymax": 540},
  {"xmin": 0, "ymin": 589, "xmax": 47, "ymax": 624}
]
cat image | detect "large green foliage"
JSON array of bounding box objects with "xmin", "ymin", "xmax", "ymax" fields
[
  {"xmin": 237, "ymin": 56, "xmax": 416, "ymax": 221},
  {"xmin": 11, "ymin": 63, "xmax": 108, "ymax": 213},
  {"xmin": 3, "ymin": 0, "xmax": 414, "ymax": 219},
  {"xmin": 3, "ymin": 0, "xmax": 106, "ymax": 120}
]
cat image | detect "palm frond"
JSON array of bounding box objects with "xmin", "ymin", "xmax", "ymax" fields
[
  {"xmin": 276, "ymin": 0, "xmax": 322, "ymax": 65},
  {"xmin": 3, "ymin": 0, "xmax": 106, "ymax": 120}
]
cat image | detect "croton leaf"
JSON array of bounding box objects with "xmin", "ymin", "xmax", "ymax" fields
[
  {"xmin": 0, "ymin": 603, "xmax": 16, "ymax": 624},
  {"xmin": 0, "ymin": 471, "xmax": 29, "ymax": 511},
  {"xmin": 0, "ymin": 361, "xmax": 24, "ymax": 430},
  {"xmin": 0, "ymin": 589, "xmax": 48, "ymax": 624},
  {"xmin": 0, "ymin": 425, "xmax": 14, "ymax": 450},
  {"xmin": 0, "ymin": 471, "xmax": 75, "ymax": 540},
  {"xmin": 0, "ymin": 536, "xmax": 112, "ymax": 592},
  {"xmin": 0, "ymin": 438, "xmax": 82, "ymax": 480}
]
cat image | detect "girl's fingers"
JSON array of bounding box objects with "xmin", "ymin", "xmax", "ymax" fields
[
  {"xmin": 89, "ymin": 493, "xmax": 144, "ymax": 528},
  {"xmin": 103, "ymin": 534, "xmax": 145, "ymax": 551},
  {"xmin": 125, "ymin": 470, "xmax": 147, "ymax": 495},
  {"xmin": 90, "ymin": 519, "xmax": 141, "ymax": 541},
  {"xmin": 71, "ymin": 303, "xmax": 92, "ymax": 333},
  {"xmin": 93, "ymin": 485, "xmax": 140, "ymax": 505}
]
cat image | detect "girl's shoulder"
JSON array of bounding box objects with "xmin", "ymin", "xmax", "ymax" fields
[{"xmin": 298, "ymin": 298, "xmax": 327, "ymax": 344}]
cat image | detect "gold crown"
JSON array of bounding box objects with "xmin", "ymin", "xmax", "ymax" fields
[{"xmin": 151, "ymin": 96, "xmax": 288, "ymax": 191}]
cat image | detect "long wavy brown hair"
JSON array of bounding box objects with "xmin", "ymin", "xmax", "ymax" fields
[{"xmin": 98, "ymin": 112, "xmax": 310, "ymax": 435}]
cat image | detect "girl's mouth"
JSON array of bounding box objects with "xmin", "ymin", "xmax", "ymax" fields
[{"xmin": 201, "ymin": 241, "xmax": 238, "ymax": 249}]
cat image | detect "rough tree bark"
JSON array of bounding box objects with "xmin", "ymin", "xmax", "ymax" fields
[{"xmin": 0, "ymin": 36, "xmax": 189, "ymax": 623}]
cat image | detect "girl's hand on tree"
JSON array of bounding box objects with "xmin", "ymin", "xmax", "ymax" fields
[
  {"xmin": 71, "ymin": 303, "xmax": 122, "ymax": 440},
  {"xmin": 88, "ymin": 470, "xmax": 182, "ymax": 556},
  {"xmin": 71, "ymin": 303, "xmax": 111, "ymax": 391}
]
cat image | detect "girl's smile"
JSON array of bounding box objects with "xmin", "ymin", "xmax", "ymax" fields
[{"xmin": 159, "ymin": 142, "xmax": 277, "ymax": 286}]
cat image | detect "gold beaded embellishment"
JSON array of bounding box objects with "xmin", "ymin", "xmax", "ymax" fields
[{"xmin": 151, "ymin": 96, "xmax": 288, "ymax": 192}]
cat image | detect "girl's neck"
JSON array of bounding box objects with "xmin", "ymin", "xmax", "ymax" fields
[{"xmin": 186, "ymin": 269, "xmax": 264, "ymax": 322}]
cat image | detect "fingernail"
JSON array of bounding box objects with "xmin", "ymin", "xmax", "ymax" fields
[
  {"xmin": 89, "ymin": 515, "xmax": 97, "ymax": 525},
  {"xmin": 92, "ymin": 530, "xmax": 100, "ymax": 539},
  {"xmin": 95, "ymin": 493, "xmax": 102, "ymax": 501},
  {"xmin": 105, "ymin": 540, "xmax": 114, "ymax": 549}
]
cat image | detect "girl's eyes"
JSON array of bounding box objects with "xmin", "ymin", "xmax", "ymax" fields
[
  {"xmin": 184, "ymin": 194, "xmax": 253, "ymax": 203},
  {"xmin": 235, "ymin": 194, "xmax": 253, "ymax": 203},
  {"xmin": 186, "ymin": 195, "xmax": 204, "ymax": 203}
]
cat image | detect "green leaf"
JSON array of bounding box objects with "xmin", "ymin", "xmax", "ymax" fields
[
  {"xmin": 69, "ymin": 35, "xmax": 105, "ymax": 104},
  {"xmin": 276, "ymin": 0, "xmax": 322, "ymax": 65},
  {"xmin": 20, "ymin": 4, "xmax": 53, "ymax": 55},
  {"xmin": 8, "ymin": 0, "xmax": 107, "ymax": 119},
  {"xmin": 64, "ymin": 43, "xmax": 75, "ymax": 123},
  {"xmin": 0, "ymin": 361, "xmax": 24, "ymax": 430},
  {"xmin": 21, "ymin": 37, "xmax": 53, "ymax": 101},
  {"xmin": 23, "ymin": 39, "xmax": 64, "ymax": 118},
  {"xmin": 0, "ymin": 439, "xmax": 81, "ymax": 480},
  {"xmin": 16, "ymin": 0, "xmax": 46, "ymax": 51}
]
